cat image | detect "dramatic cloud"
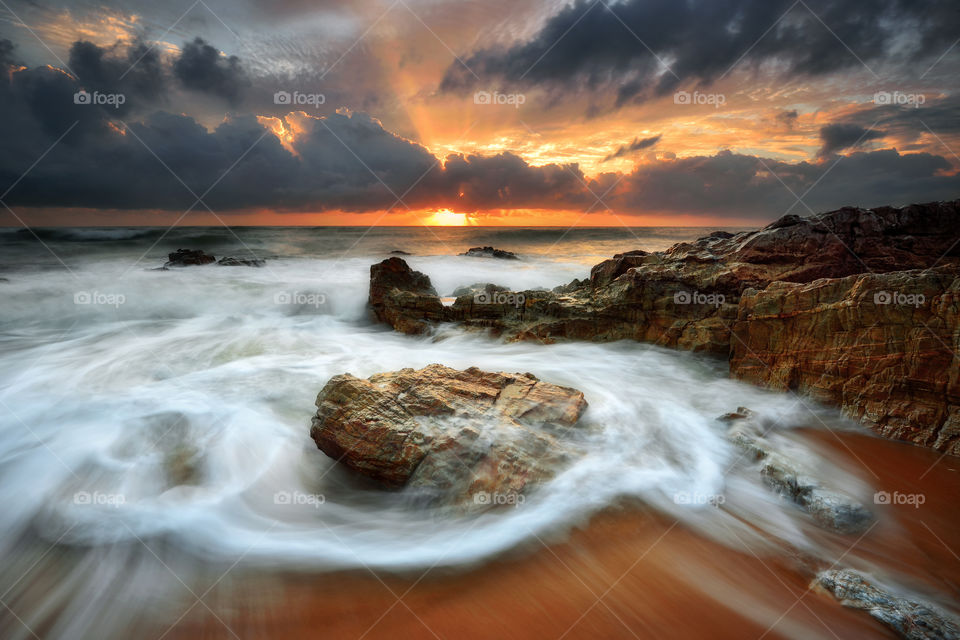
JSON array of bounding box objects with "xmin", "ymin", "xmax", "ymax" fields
[
  {"xmin": 68, "ymin": 40, "xmax": 166, "ymax": 115},
  {"xmin": 173, "ymin": 38, "xmax": 249, "ymax": 104},
  {"xmin": 818, "ymin": 123, "xmax": 886, "ymax": 157},
  {"xmin": 0, "ymin": 39, "xmax": 18, "ymax": 67},
  {"xmin": 603, "ymin": 135, "xmax": 662, "ymax": 161},
  {"xmin": 603, "ymin": 149, "xmax": 960, "ymax": 217},
  {"xmin": 0, "ymin": 17, "xmax": 957, "ymax": 223},
  {"xmin": 441, "ymin": 0, "xmax": 960, "ymax": 108}
]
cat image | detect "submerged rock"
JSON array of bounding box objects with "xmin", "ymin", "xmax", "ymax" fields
[
  {"xmin": 460, "ymin": 246, "xmax": 519, "ymax": 260},
  {"xmin": 164, "ymin": 249, "xmax": 216, "ymax": 267},
  {"xmin": 310, "ymin": 364, "xmax": 588, "ymax": 504},
  {"xmin": 817, "ymin": 569, "xmax": 960, "ymax": 640},
  {"xmin": 217, "ymin": 256, "xmax": 265, "ymax": 267},
  {"xmin": 721, "ymin": 408, "xmax": 873, "ymax": 534}
]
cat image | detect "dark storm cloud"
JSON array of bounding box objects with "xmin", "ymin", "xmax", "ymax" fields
[
  {"xmin": 817, "ymin": 123, "xmax": 886, "ymax": 157},
  {"xmin": 604, "ymin": 149, "xmax": 960, "ymax": 217},
  {"xmin": 820, "ymin": 94, "xmax": 960, "ymax": 146},
  {"xmin": 0, "ymin": 39, "xmax": 19, "ymax": 67},
  {"xmin": 173, "ymin": 38, "xmax": 249, "ymax": 104},
  {"xmin": 68, "ymin": 40, "xmax": 167, "ymax": 115},
  {"xmin": 1, "ymin": 54, "xmax": 957, "ymax": 219},
  {"xmin": 603, "ymin": 135, "xmax": 662, "ymax": 162},
  {"xmin": 437, "ymin": 152, "xmax": 592, "ymax": 210},
  {"xmin": 441, "ymin": 0, "xmax": 960, "ymax": 107}
]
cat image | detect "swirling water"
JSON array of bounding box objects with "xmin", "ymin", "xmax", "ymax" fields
[{"xmin": 0, "ymin": 226, "xmax": 952, "ymax": 639}]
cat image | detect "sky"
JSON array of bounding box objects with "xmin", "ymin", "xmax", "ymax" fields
[{"xmin": 0, "ymin": 0, "xmax": 958, "ymax": 226}]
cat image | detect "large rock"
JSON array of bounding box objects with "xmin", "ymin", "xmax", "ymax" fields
[
  {"xmin": 310, "ymin": 364, "xmax": 588, "ymax": 504},
  {"xmin": 817, "ymin": 569, "xmax": 960, "ymax": 640},
  {"xmin": 730, "ymin": 266, "xmax": 960, "ymax": 454}
]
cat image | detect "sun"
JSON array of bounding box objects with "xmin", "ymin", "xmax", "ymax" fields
[{"xmin": 425, "ymin": 208, "xmax": 470, "ymax": 226}]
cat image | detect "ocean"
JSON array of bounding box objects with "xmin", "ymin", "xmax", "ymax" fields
[{"xmin": 0, "ymin": 226, "xmax": 949, "ymax": 638}]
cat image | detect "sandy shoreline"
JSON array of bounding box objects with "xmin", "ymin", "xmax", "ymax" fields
[{"xmin": 151, "ymin": 430, "xmax": 959, "ymax": 640}]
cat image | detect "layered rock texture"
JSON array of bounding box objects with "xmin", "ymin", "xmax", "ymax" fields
[
  {"xmin": 368, "ymin": 201, "xmax": 960, "ymax": 454},
  {"xmin": 310, "ymin": 364, "xmax": 588, "ymax": 504},
  {"xmin": 731, "ymin": 267, "xmax": 960, "ymax": 454},
  {"xmin": 817, "ymin": 569, "xmax": 960, "ymax": 640}
]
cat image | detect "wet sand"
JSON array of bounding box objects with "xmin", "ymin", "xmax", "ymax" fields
[{"xmin": 160, "ymin": 429, "xmax": 960, "ymax": 640}]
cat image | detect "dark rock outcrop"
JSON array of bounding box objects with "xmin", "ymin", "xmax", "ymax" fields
[
  {"xmin": 369, "ymin": 201, "xmax": 960, "ymax": 453},
  {"xmin": 310, "ymin": 364, "xmax": 588, "ymax": 504},
  {"xmin": 368, "ymin": 257, "xmax": 445, "ymax": 335},
  {"xmin": 589, "ymin": 250, "xmax": 649, "ymax": 288},
  {"xmin": 164, "ymin": 249, "xmax": 216, "ymax": 267},
  {"xmin": 460, "ymin": 246, "xmax": 519, "ymax": 260}
]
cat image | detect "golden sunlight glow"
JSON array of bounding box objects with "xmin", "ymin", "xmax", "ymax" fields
[{"xmin": 425, "ymin": 209, "xmax": 470, "ymax": 226}]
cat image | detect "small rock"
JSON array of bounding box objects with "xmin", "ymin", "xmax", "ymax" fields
[
  {"xmin": 451, "ymin": 282, "xmax": 508, "ymax": 298},
  {"xmin": 164, "ymin": 249, "xmax": 216, "ymax": 267},
  {"xmin": 552, "ymin": 278, "xmax": 585, "ymax": 294},
  {"xmin": 217, "ymin": 256, "xmax": 266, "ymax": 267},
  {"xmin": 722, "ymin": 409, "xmax": 874, "ymax": 534},
  {"xmin": 817, "ymin": 569, "xmax": 960, "ymax": 640},
  {"xmin": 389, "ymin": 250, "xmax": 412, "ymax": 255},
  {"xmin": 460, "ymin": 246, "xmax": 519, "ymax": 260}
]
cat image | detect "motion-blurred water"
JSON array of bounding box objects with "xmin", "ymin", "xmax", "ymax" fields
[{"xmin": 0, "ymin": 226, "xmax": 945, "ymax": 639}]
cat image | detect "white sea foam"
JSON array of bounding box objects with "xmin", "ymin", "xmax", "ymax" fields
[{"xmin": 0, "ymin": 237, "xmax": 874, "ymax": 573}]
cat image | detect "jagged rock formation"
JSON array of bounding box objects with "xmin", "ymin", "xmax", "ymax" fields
[{"xmin": 368, "ymin": 201, "xmax": 960, "ymax": 453}]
